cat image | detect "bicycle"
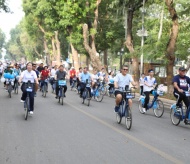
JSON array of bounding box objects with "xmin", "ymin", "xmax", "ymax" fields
[
  {"xmin": 91, "ymin": 80, "xmax": 104, "ymax": 102},
  {"xmin": 42, "ymin": 78, "xmax": 49, "ymax": 97},
  {"xmin": 170, "ymin": 91, "xmax": 190, "ymax": 126},
  {"xmin": 107, "ymin": 82, "xmax": 115, "ymax": 97},
  {"xmin": 116, "ymin": 87, "xmax": 135, "ymax": 130},
  {"xmin": 14, "ymin": 77, "xmax": 19, "ymax": 94},
  {"xmin": 81, "ymin": 80, "xmax": 91, "ymax": 106},
  {"xmin": 24, "ymin": 81, "xmax": 34, "ymax": 120},
  {"xmin": 6, "ymin": 79, "xmax": 14, "ymax": 98},
  {"xmin": 57, "ymin": 79, "xmax": 67, "ymax": 105},
  {"xmin": 138, "ymin": 89, "xmax": 164, "ymax": 118},
  {"xmin": 71, "ymin": 77, "xmax": 77, "ymax": 91},
  {"xmin": 99, "ymin": 79, "xmax": 107, "ymax": 95}
]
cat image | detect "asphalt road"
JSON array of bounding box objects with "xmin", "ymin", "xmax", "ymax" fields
[{"xmin": 0, "ymin": 83, "xmax": 190, "ymax": 164}]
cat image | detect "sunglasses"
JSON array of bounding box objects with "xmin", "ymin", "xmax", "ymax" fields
[{"xmin": 123, "ymin": 69, "xmax": 128, "ymax": 71}]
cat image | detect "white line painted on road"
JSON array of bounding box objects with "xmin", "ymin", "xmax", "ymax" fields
[{"xmin": 65, "ymin": 100, "xmax": 183, "ymax": 164}]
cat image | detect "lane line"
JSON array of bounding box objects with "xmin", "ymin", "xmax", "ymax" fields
[{"xmin": 65, "ymin": 100, "xmax": 183, "ymax": 164}]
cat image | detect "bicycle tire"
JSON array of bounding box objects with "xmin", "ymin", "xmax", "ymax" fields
[
  {"xmin": 14, "ymin": 82, "xmax": 18, "ymax": 94},
  {"xmin": 24, "ymin": 98, "xmax": 29, "ymax": 120},
  {"xmin": 82, "ymin": 90, "xmax": 86, "ymax": 104},
  {"xmin": 170, "ymin": 108, "xmax": 181, "ymax": 126},
  {"xmin": 125, "ymin": 107, "xmax": 132, "ymax": 130},
  {"xmin": 138, "ymin": 100, "xmax": 145, "ymax": 114},
  {"xmin": 43, "ymin": 84, "xmax": 47, "ymax": 97},
  {"xmin": 8, "ymin": 85, "xmax": 12, "ymax": 98},
  {"xmin": 61, "ymin": 90, "xmax": 64, "ymax": 105},
  {"xmin": 85, "ymin": 89, "xmax": 90, "ymax": 106},
  {"xmin": 116, "ymin": 112, "xmax": 122, "ymax": 124},
  {"xmin": 154, "ymin": 100, "xmax": 164, "ymax": 118},
  {"xmin": 96, "ymin": 89, "xmax": 104, "ymax": 102}
]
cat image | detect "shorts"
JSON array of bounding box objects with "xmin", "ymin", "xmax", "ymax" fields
[{"xmin": 115, "ymin": 90, "xmax": 123, "ymax": 97}]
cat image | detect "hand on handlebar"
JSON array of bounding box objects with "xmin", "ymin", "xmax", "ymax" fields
[{"xmin": 178, "ymin": 89, "xmax": 184, "ymax": 93}]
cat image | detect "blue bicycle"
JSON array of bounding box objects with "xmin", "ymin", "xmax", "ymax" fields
[
  {"xmin": 71, "ymin": 76, "xmax": 77, "ymax": 91},
  {"xmin": 138, "ymin": 89, "xmax": 164, "ymax": 118},
  {"xmin": 170, "ymin": 91, "xmax": 190, "ymax": 125},
  {"xmin": 81, "ymin": 81, "xmax": 91, "ymax": 106},
  {"xmin": 57, "ymin": 79, "xmax": 67, "ymax": 105},
  {"xmin": 116, "ymin": 87, "xmax": 135, "ymax": 130},
  {"xmin": 91, "ymin": 81, "xmax": 104, "ymax": 102}
]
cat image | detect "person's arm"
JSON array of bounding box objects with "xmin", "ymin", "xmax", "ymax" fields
[
  {"xmin": 144, "ymin": 77, "xmax": 151, "ymax": 87},
  {"xmin": 18, "ymin": 72, "xmax": 24, "ymax": 83},
  {"xmin": 33, "ymin": 72, "xmax": 39, "ymax": 84},
  {"xmin": 114, "ymin": 75, "xmax": 119, "ymax": 89}
]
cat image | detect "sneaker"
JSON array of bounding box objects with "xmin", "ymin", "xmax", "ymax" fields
[
  {"xmin": 29, "ymin": 111, "xmax": 34, "ymax": 115},
  {"xmin": 142, "ymin": 108, "xmax": 146, "ymax": 113},
  {"xmin": 5, "ymin": 89, "xmax": 8, "ymax": 92},
  {"xmin": 20, "ymin": 100, "xmax": 25, "ymax": 103},
  {"xmin": 114, "ymin": 106, "xmax": 120, "ymax": 113},
  {"xmin": 55, "ymin": 96, "xmax": 58, "ymax": 99}
]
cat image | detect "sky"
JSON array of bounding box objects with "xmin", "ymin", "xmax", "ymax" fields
[{"xmin": 0, "ymin": 0, "xmax": 24, "ymax": 41}]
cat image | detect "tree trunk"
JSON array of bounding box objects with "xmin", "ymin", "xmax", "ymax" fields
[
  {"xmin": 82, "ymin": 0, "xmax": 103, "ymax": 71},
  {"xmin": 71, "ymin": 43, "xmax": 79, "ymax": 71},
  {"xmin": 103, "ymin": 49, "xmax": 108, "ymax": 71},
  {"xmin": 52, "ymin": 37, "xmax": 57, "ymax": 61},
  {"xmin": 125, "ymin": 7, "xmax": 139, "ymax": 81},
  {"xmin": 55, "ymin": 31, "xmax": 61, "ymax": 66},
  {"xmin": 165, "ymin": 0, "xmax": 179, "ymax": 93}
]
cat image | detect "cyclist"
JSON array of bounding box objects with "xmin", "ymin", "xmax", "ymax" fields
[
  {"xmin": 142, "ymin": 69, "xmax": 157, "ymax": 113},
  {"xmin": 139, "ymin": 73, "xmax": 145, "ymax": 96},
  {"xmin": 13, "ymin": 63, "xmax": 21, "ymax": 89},
  {"xmin": 173, "ymin": 67, "xmax": 190, "ymax": 124},
  {"xmin": 76, "ymin": 67, "xmax": 83, "ymax": 89},
  {"xmin": 4, "ymin": 65, "xmax": 14, "ymax": 91},
  {"xmin": 114, "ymin": 65, "xmax": 137, "ymax": 112},
  {"xmin": 91, "ymin": 69, "xmax": 99, "ymax": 91},
  {"xmin": 69, "ymin": 67, "xmax": 76, "ymax": 86},
  {"xmin": 55, "ymin": 65, "xmax": 68, "ymax": 99},
  {"xmin": 108, "ymin": 71, "xmax": 115, "ymax": 92},
  {"xmin": 40, "ymin": 66, "xmax": 50, "ymax": 92},
  {"xmin": 79, "ymin": 66, "xmax": 92, "ymax": 98},
  {"xmin": 32, "ymin": 63, "xmax": 39, "ymax": 97},
  {"xmin": 98, "ymin": 68, "xmax": 106, "ymax": 81},
  {"xmin": 49, "ymin": 65, "xmax": 57, "ymax": 89},
  {"xmin": 18, "ymin": 62, "xmax": 39, "ymax": 115}
]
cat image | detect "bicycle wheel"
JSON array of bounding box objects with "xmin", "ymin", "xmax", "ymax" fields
[
  {"xmin": 14, "ymin": 82, "xmax": 18, "ymax": 94},
  {"xmin": 138, "ymin": 100, "xmax": 145, "ymax": 114},
  {"xmin": 86, "ymin": 89, "xmax": 91, "ymax": 106},
  {"xmin": 95, "ymin": 89, "xmax": 104, "ymax": 102},
  {"xmin": 43, "ymin": 84, "xmax": 47, "ymax": 97},
  {"xmin": 154, "ymin": 100, "xmax": 164, "ymax": 118},
  {"xmin": 24, "ymin": 98, "xmax": 29, "ymax": 120},
  {"xmin": 61, "ymin": 90, "xmax": 64, "ymax": 105},
  {"xmin": 170, "ymin": 108, "xmax": 181, "ymax": 126},
  {"xmin": 125, "ymin": 107, "xmax": 132, "ymax": 130},
  {"xmin": 8, "ymin": 85, "xmax": 12, "ymax": 98}
]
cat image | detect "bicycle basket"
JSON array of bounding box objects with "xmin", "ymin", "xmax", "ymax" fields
[
  {"xmin": 126, "ymin": 91, "xmax": 135, "ymax": 99},
  {"xmin": 58, "ymin": 80, "xmax": 66, "ymax": 86},
  {"xmin": 152, "ymin": 90, "xmax": 157, "ymax": 96}
]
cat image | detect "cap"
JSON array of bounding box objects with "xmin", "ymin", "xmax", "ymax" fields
[
  {"xmin": 179, "ymin": 67, "xmax": 187, "ymax": 71},
  {"xmin": 148, "ymin": 69, "xmax": 154, "ymax": 73}
]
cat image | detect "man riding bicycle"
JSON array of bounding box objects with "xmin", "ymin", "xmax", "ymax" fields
[
  {"xmin": 142, "ymin": 69, "xmax": 157, "ymax": 113},
  {"xmin": 79, "ymin": 67, "xmax": 92, "ymax": 98},
  {"xmin": 114, "ymin": 65, "xmax": 137, "ymax": 112},
  {"xmin": 173, "ymin": 67, "xmax": 190, "ymax": 124}
]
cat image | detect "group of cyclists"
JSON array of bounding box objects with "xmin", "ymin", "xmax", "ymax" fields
[{"xmin": 1, "ymin": 60, "xmax": 190, "ymax": 125}]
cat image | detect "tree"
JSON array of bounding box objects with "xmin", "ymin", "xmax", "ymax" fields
[{"xmin": 0, "ymin": 0, "xmax": 10, "ymax": 12}]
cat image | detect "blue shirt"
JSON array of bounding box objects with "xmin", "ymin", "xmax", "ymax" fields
[
  {"xmin": 172, "ymin": 75, "xmax": 190, "ymax": 92},
  {"xmin": 80, "ymin": 72, "xmax": 91, "ymax": 83}
]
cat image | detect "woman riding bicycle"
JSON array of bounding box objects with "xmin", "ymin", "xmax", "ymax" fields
[
  {"xmin": 40, "ymin": 66, "xmax": 50, "ymax": 92},
  {"xmin": 19, "ymin": 62, "xmax": 39, "ymax": 115}
]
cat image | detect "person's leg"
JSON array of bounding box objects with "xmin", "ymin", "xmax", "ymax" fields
[
  {"xmin": 55, "ymin": 82, "xmax": 59, "ymax": 98},
  {"xmin": 140, "ymin": 86, "xmax": 143, "ymax": 95},
  {"xmin": 29, "ymin": 89, "xmax": 35, "ymax": 112},
  {"xmin": 114, "ymin": 91, "xmax": 122, "ymax": 112},
  {"xmin": 182, "ymin": 96, "xmax": 190, "ymax": 119},
  {"xmin": 174, "ymin": 91, "xmax": 183, "ymax": 107},
  {"xmin": 80, "ymin": 83, "xmax": 85, "ymax": 97},
  {"xmin": 144, "ymin": 91, "xmax": 150, "ymax": 110},
  {"xmin": 63, "ymin": 86, "xmax": 67, "ymax": 97},
  {"xmin": 21, "ymin": 84, "xmax": 27, "ymax": 101}
]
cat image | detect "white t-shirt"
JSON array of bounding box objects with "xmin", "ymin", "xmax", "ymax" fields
[
  {"xmin": 108, "ymin": 75, "xmax": 115, "ymax": 84},
  {"xmin": 0, "ymin": 65, "xmax": 4, "ymax": 73},
  {"xmin": 21, "ymin": 70, "xmax": 37, "ymax": 83},
  {"xmin": 139, "ymin": 77, "xmax": 145, "ymax": 86},
  {"xmin": 114, "ymin": 73, "xmax": 133, "ymax": 90},
  {"xmin": 92, "ymin": 74, "xmax": 99, "ymax": 82},
  {"xmin": 50, "ymin": 69, "xmax": 56, "ymax": 77},
  {"xmin": 143, "ymin": 76, "xmax": 157, "ymax": 92}
]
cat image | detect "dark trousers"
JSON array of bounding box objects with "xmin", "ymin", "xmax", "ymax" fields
[
  {"xmin": 56, "ymin": 82, "xmax": 67, "ymax": 96},
  {"xmin": 143, "ymin": 90, "xmax": 153, "ymax": 109},
  {"xmin": 108, "ymin": 84, "xmax": 114, "ymax": 91},
  {"xmin": 140, "ymin": 86, "xmax": 143, "ymax": 95},
  {"xmin": 80, "ymin": 83, "xmax": 91, "ymax": 97},
  {"xmin": 174, "ymin": 91, "xmax": 190, "ymax": 119},
  {"xmin": 70, "ymin": 78, "xmax": 73, "ymax": 86},
  {"xmin": 21, "ymin": 83, "xmax": 35, "ymax": 111}
]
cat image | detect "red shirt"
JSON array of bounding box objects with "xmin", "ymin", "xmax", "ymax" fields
[
  {"xmin": 41, "ymin": 70, "xmax": 49, "ymax": 80},
  {"xmin": 70, "ymin": 70, "xmax": 76, "ymax": 78}
]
